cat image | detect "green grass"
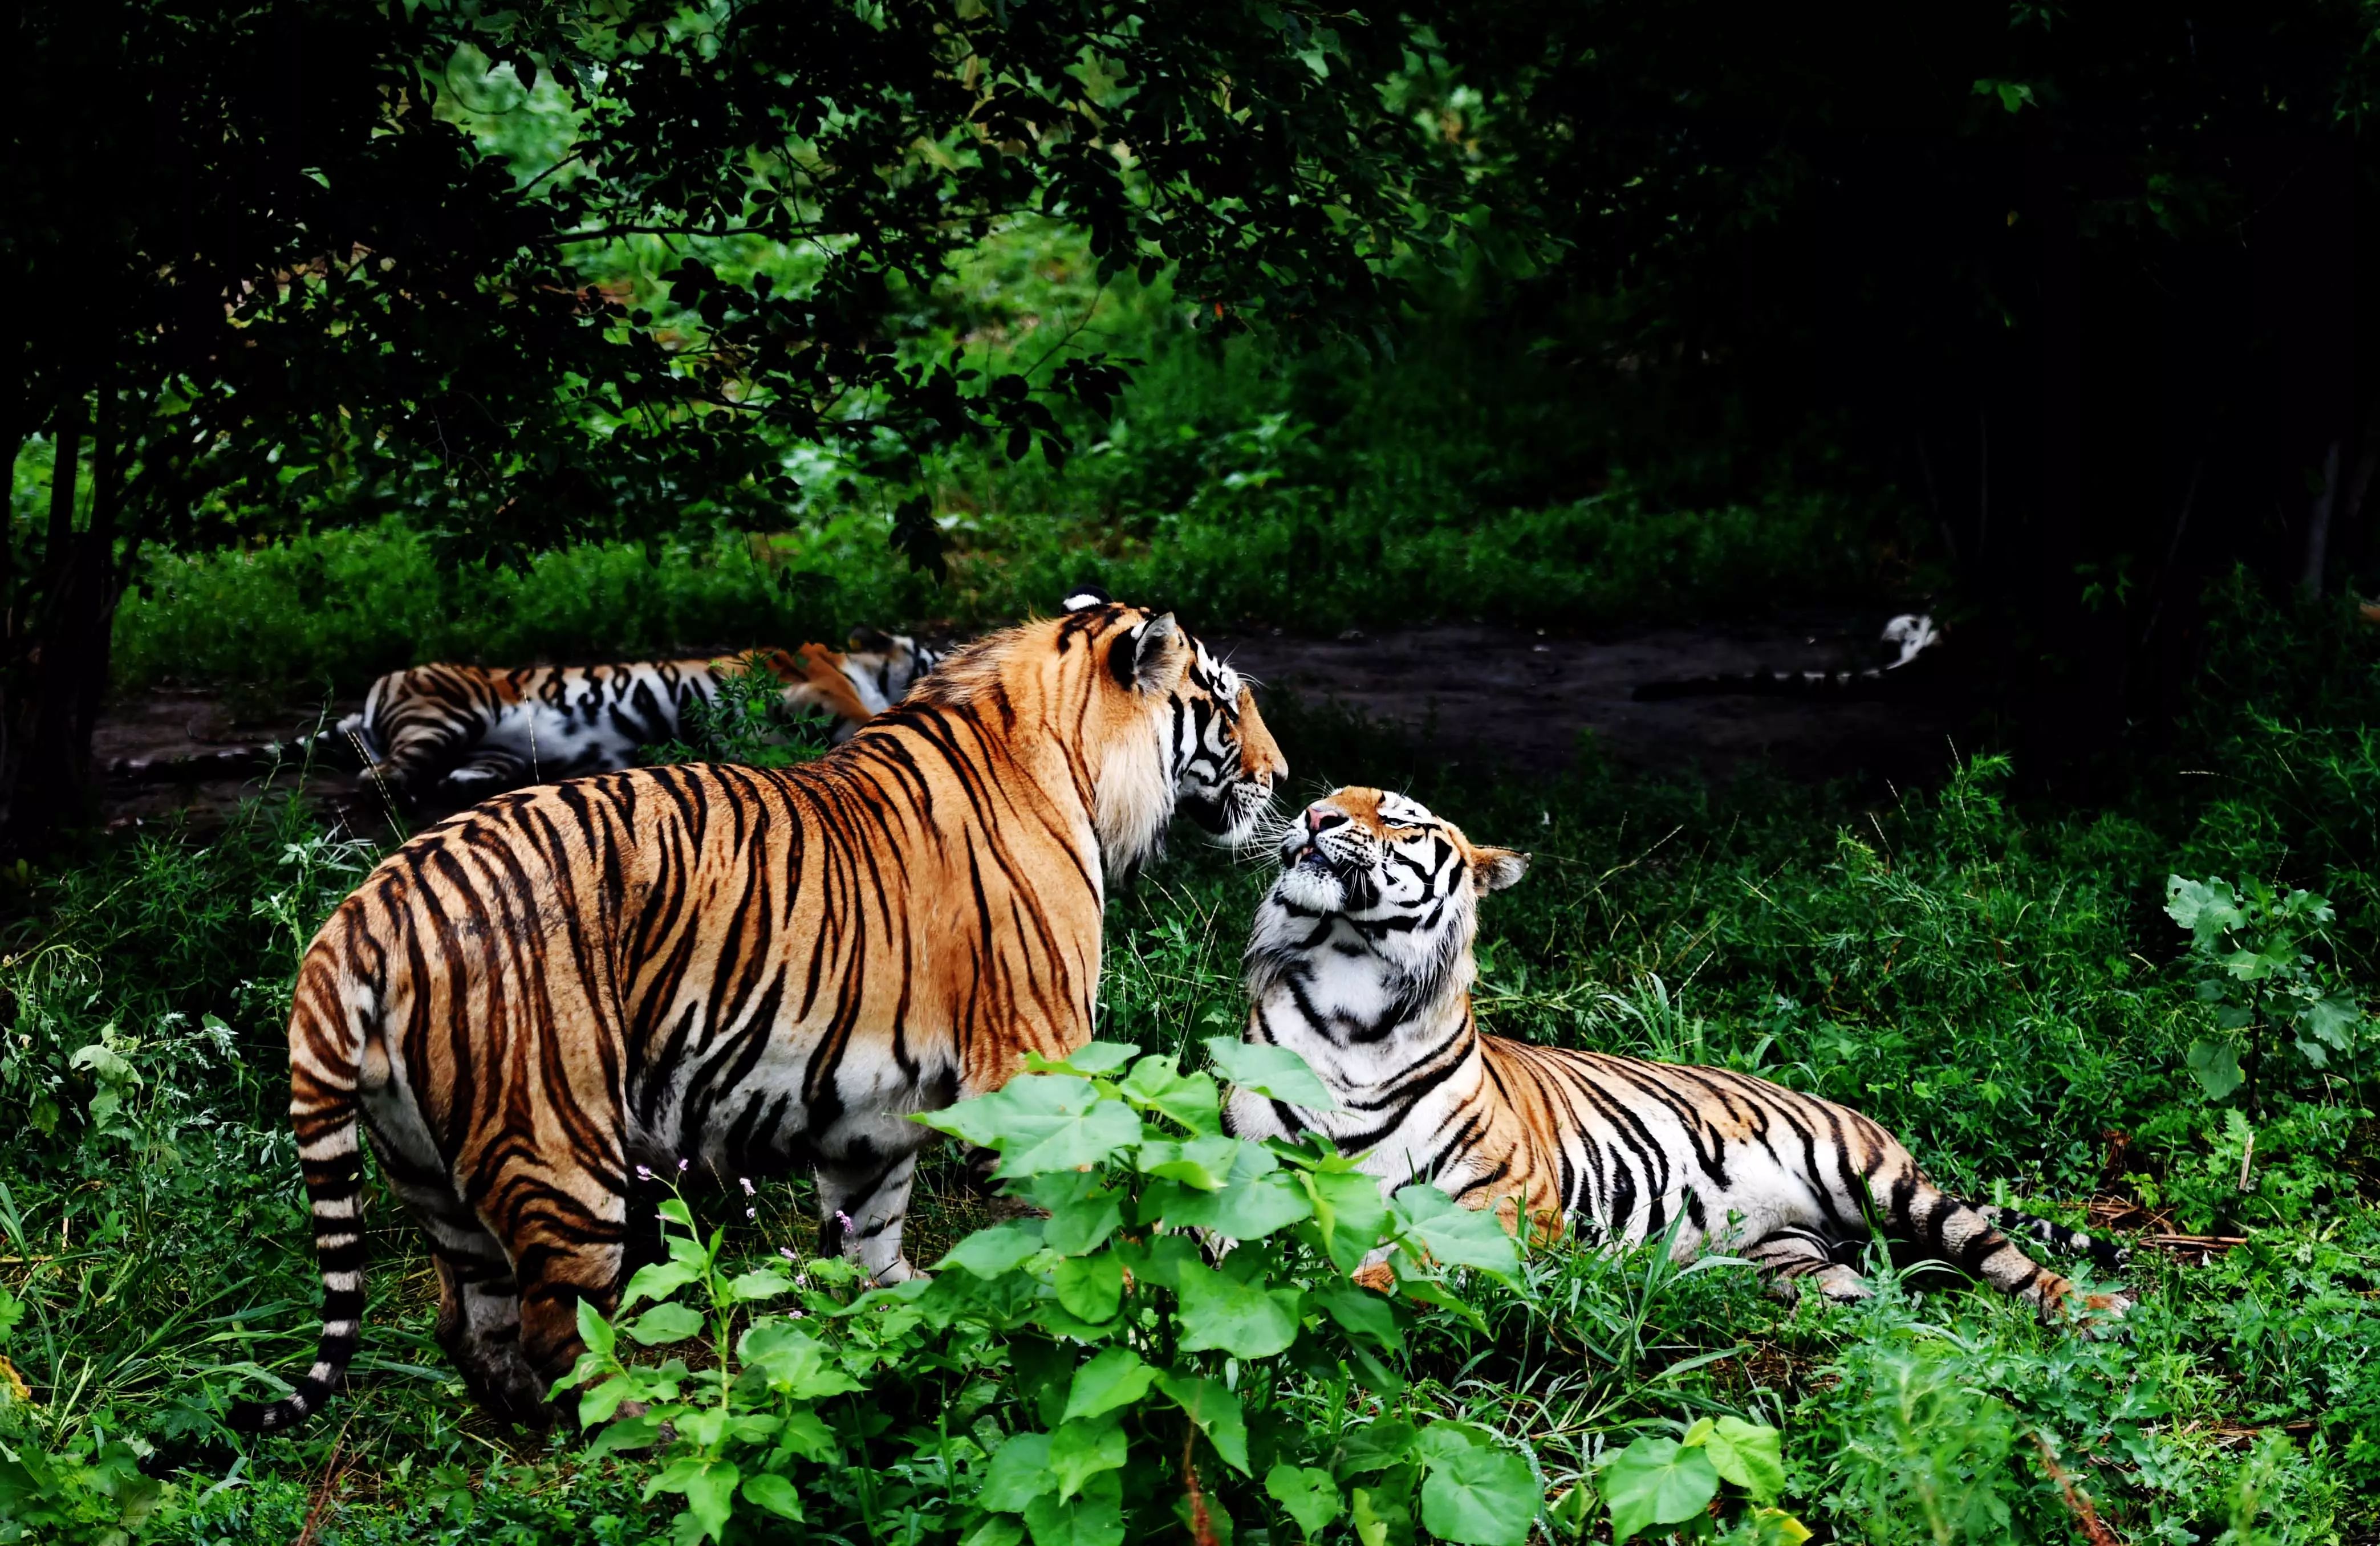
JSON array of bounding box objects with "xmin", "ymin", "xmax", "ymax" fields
[{"xmin": 7, "ymin": 586, "xmax": 2379, "ymax": 1540}]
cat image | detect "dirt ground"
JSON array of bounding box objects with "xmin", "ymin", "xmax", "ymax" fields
[{"xmin": 94, "ymin": 612, "xmax": 1964, "ymax": 833}]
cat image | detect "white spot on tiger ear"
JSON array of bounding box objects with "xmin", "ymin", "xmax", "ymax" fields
[{"xmin": 1064, "ymin": 590, "xmax": 1109, "ymax": 612}]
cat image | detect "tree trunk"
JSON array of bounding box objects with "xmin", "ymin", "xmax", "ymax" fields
[
  {"xmin": 3, "ymin": 382, "xmax": 136, "ymax": 853},
  {"xmin": 2300, "ymin": 438, "xmax": 2341, "ymax": 599}
]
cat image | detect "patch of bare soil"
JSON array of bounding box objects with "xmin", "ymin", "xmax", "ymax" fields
[
  {"xmin": 1208, "ymin": 613, "xmax": 1966, "ymax": 787},
  {"xmin": 95, "ymin": 614, "xmax": 1964, "ymax": 832}
]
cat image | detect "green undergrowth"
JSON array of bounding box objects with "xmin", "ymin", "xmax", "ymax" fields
[
  {"xmin": 7, "ymin": 591, "xmax": 2380, "ymax": 1543},
  {"xmin": 109, "ymin": 487, "xmax": 1873, "ymax": 703}
]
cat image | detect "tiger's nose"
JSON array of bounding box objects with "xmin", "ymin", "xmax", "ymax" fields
[{"xmin": 1306, "ymin": 806, "xmax": 1347, "ymax": 836}]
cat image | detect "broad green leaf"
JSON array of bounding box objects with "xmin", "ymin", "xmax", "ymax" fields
[
  {"xmin": 1025, "ymin": 1042, "xmax": 1138, "ymax": 1077},
  {"xmin": 1049, "ymin": 1414, "xmax": 1128, "ymax": 1501},
  {"xmin": 583, "ymin": 1410, "xmax": 663, "ymax": 1462},
  {"xmin": 575, "ymin": 1296, "xmax": 617, "ymax": 1361},
  {"xmin": 1176, "ymin": 1260, "xmax": 1301, "ymax": 1357},
  {"xmin": 656, "ymin": 1198, "xmax": 698, "ymax": 1230},
  {"xmin": 626, "ymin": 1301, "xmax": 705, "ymax": 1346},
  {"xmin": 1267, "ymin": 1464, "xmax": 1343, "ymax": 1537},
  {"xmin": 1168, "ymin": 1171, "xmax": 1314, "ymax": 1240},
  {"xmin": 1062, "ymin": 1346, "xmax": 1159, "ymax": 1422},
  {"xmin": 1313, "ymin": 1281, "xmax": 1405, "ymax": 1353},
  {"xmin": 1022, "ymin": 1469, "xmax": 1124, "ymax": 1546},
  {"xmin": 2186, "ymin": 1039, "xmax": 2244, "ymax": 1101},
  {"xmin": 1037, "ymin": 1181, "xmax": 1123, "ymax": 1257},
  {"xmin": 1391, "ymin": 1187, "xmax": 1521, "ymax": 1280},
  {"xmin": 1156, "ymin": 1373, "xmax": 1252, "ymax": 1475},
  {"xmin": 2165, "ymin": 875, "xmax": 2246, "ymax": 945},
  {"xmin": 1603, "ymin": 1436, "xmax": 1719, "ymax": 1544},
  {"xmin": 1119, "ymin": 1055, "xmax": 1223, "ymax": 1135},
  {"xmin": 1749, "ymin": 1506, "xmax": 1815, "ymax": 1543},
  {"xmin": 740, "ymin": 1321, "xmax": 862, "ymax": 1399},
  {"xmin": 728, "ymin": 1268, "xmax": 795, "ymax": 1303},
  {"xmin": 776, "ymin": 1407, "xmax": 839, "ymax": 1463},
  {"xmin": 575, "ymin": 1371, "xmax": 639, "ymax": 1427},
  {"xmin": 980, "ymin": 1432, "xmax": 1057, "ymax": 1512},
  {"xmin": 2300, "ymin": 994, "xmax": 2361, "ymax": 1051},
  {"xmin": 1303, "ymin": 1167, "xmax": 1391, "ymax": 1273},
  {"xmin": 940, "ymin": 1222, "xmax": 1047, "ymax": 1279},
  {"xmin": 740, "ymin": 1472, "xmax": 803, "ymax": 1521},
  {"xmin": 620, "ymin": 1259, "xmax": 701, "ymax": 1311},
  {"xmin": 963, "ymin": 1518, "xmax": 1026, "ymax": 1546},
  {"xmin": 1336, "ymin": 1419, "xmax": 1419, "ymax": 1477},
  {"xmin": 646, "ymin": 1457, "xmax": 740, "ymax": 1544},
  {"xmin": 1114, "ymin": 1232, "xmax": 1200, "ymax": 1291},
  {"xmin": 1420, "ymin": 1443, "xmax": 1537, "ymax": 1546},
  {"xmin": 1415, "ymin": 1422, "xmax": 1492, "ymax": 1465},
  {"xmin": 916, "ymin": 1074, "xmax": 1143, "ymax": 1177},
  {"xmin": 1138, "ymin": 1134, "xmax": 1244, "ymax": 1190},
  {"xmin": 1204, "ymin": 1036, "xmax": 1338, "ymax": 1109},
  {"xmin": 1054, "ymin": 1253, "xmax": 1125, "ymax": 1323},
  {"xmin": 1702, "ymin": 1417, "xmax": 1785, "ymax": 1504}
]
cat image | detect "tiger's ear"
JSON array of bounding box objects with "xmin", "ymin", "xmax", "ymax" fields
[
  {"xmin": 1471, "ymin": 846, "xmax": 1530, "ymax": 894},
  {"xmin": 1065, "ymin": 585, "xmax": 1112, "ymax": 613},
  {"xmin": 848, "ymin": 625, "xmax": 893, "ymax": 653},
  {"xmin": 1110, "ymin": 612, "xmax": 1181, "ymax": 692}
]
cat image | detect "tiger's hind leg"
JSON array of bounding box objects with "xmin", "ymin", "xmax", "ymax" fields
[
  {"xmin": 1743, "ymin": 1227, "xmax": 1873, "ymax": 1303},
  {"xmin": 817, "ymin": 1148, "xmax": 924, "ymax": 1286},
  {"xmin": 392, "ymin": 1181, "xmax": 551, "ymax": 1428}
]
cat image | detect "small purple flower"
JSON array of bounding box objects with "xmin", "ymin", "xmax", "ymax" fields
[
  {"xmin": 745, "ymin": 1207, "xmax": 759, "ymax": 1221},
  {"xmin": 635, "ymin": 1165, "xmax": 653, "ymax": 1182},
  {"xmin": 779, "ymin": 1246, "xmax": 799, "ymax": 1262},
  {"xmin": 738, "ymin": 1177, "xmax": 756, "ymax": 1197},
  {"xmin": 834, "ymin": 1210, "xmax": 855, "ymax": 1232},
  {"xmin": 678, "ymin": 1158, "xmax": 691, "ymax": 1173}
]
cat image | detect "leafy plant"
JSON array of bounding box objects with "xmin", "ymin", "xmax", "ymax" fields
[
  {"xmin": 2166, "ymin": 874, "xmax": 2368, "ymax": 1109},
  {"xmin": 558, "ymin": 1039, "xmax": 1556, "ymax": 1546},
  {"xmin": 645, "ymin": 651, "xmax": 837, "ymax": 771}
]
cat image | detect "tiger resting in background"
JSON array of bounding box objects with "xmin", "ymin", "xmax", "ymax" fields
[
  {"xmin": 225, "ymin": 597, "xmax": 1284, "ymax": 1434},
  {"xmin": 107, "ymin": 628, "xmax": 940, "ymax": 801},
  {"xmin": 1224, "ymin": 786, "xmax": 2130, "ymax": 1318}
]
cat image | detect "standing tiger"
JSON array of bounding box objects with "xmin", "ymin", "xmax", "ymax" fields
[
  {"xmin": 106, "ymin": 629, "xmax": 940, "ymax": 800},
  {"xmin": 226, "ymin": 599, "xmax": 1283, "ymax": 1434},
  {"xmin": 1224, "ymin": 787, "xmax": 2129, "ymax": 1317}
]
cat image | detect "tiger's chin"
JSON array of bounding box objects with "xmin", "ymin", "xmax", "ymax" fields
[
  {"xmin": 1182, "ymin": 786, "xmax": 1277, "ymax": 848},
  {"xmin": 1274, "ymin": 861, "xmax": 1346, "ymax": 915}
]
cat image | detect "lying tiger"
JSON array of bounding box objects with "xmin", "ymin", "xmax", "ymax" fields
[
  {"xmin": 106, "ymin": 629, "xmax": 939, "ymax": 801},
  {"xmin": 1225, "ymin": 786, "xmax": 2129, "ymax": 1317}
]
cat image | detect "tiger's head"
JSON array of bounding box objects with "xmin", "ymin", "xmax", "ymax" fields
[
  {"xmin": 841, "ymin": 626, "xmax": 942, "ymax": 714},
  {"xmin": 905, "ymin": 592, "xmax": 1286, "ymax": 877},
  {"xmin": 1249, "ymin": 787, "xmax": 1528, "ymax": 1004}
]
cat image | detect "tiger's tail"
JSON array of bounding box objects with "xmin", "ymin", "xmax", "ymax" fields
[
  {"xmin": 1899, "ymin": 1182, "xmax": 2129, "ymax": 1316},
  {"xmin": 105, "ymin": 717, "xmax": 369, "ymax": 785},
  {"xmin": 1632, "ymin": 666, "xmax": 1893, "ymax": 702},
  {"xmin": 1971, "ymin": 1201, "xmax": 2128, "ymax": 1278},
  {"xmin": 227, "ymin": 954, "xmax": 369, "ymax": 1434}
]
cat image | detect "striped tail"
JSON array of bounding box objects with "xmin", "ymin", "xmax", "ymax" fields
[
  {"xmin": 1972, "ymin": 1201, "xmax": 2128, "ymax": 1277},
  {"xmin": 227, "ymin": 974, "xmax": 369, "ymax": 1434},
  {"xmin": 1632, "ymin": 666, "xmax": 1894, "ymax": 702},
  {"xmin": 105, "ymin": 717, "xmax": 367, "ymax": 785}
]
